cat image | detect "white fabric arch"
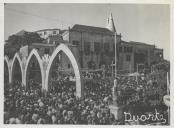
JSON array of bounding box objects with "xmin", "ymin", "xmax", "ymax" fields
[
  {"xmin": 4, "ymin": 56, "xmax": 11, "ymax": 83},
  {"xmin": 45, "ymin": 43, "xmax": 82, "ymax": 97},
  {"xmin": 11, "ymin": 53, "xmax": 23, "ymax": 83},
  {"xmin": 24, "ymin": 49, "xmax": 44, "ymax": 88}
]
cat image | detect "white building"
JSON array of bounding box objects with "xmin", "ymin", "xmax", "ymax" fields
[{"xmin": 35, "ymin": 28, "xmax": 61, "ymax": 39}]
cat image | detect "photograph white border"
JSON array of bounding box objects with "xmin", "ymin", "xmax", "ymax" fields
[{"xmin": 0, "ymin": 0, "xmax": 173, "ymax": 128}]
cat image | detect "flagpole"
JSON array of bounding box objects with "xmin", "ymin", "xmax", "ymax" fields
[
  {"xmin": 112, "ymin": 61, "xmax": 113, "ymax": 77},
  {"xmin": 112, "ymin": 31, "xmax": 117, "ymax": 106},
  {"xmin": 115, "ymin": 32, "xmax": 117, "ymax": 78}
]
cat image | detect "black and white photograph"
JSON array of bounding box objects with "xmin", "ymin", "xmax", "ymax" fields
[{"xmin": 2, "ymin": 1, "xmax": 172, "ymax": 126}]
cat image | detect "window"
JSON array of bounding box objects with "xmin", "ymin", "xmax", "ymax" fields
[
  {"xmin": 68, "ymin": 64, "xmax": 71, "ymax": 69},
  {"xmin": 44, "ymin": 31, "xmax": 47, "ymax": 35},
  {"xmin": 84, "ymin": 42, "xmax": 90, "ymax": 55},
  {"xmin": 104, "ymin": 43, "xmax": 109, "ymax": 52},
  {"xmin": 128, "ymin": 47, "xmax": 133, "ymax": 52},
  {"xmin": 94, "ymin": 42, "xmax": 100, "ymax": 53},
  {"xmin": 44, "ymin": 48, "xmax": 50, "ymax": 54},
  {"xmin": 124, "ymin": 46, "xmax": 132, "ymax": 52},
  {"xmin": 53, "ymin": 31, "xmax": 56, "ymax": 34},
  {"xmin": 119, "ymin": 46, "xmax": 122, "ymax": 52},
  {"xmin": 126, "ymin": 55, "xmax": 131, "ymax": 61},
  {"xmin": 124, "ymin": 47, "xmax": 127, "ymax": 52},
  {"xmin": 72, "ymin": 40, "xmax": 80, "ymax": 45}
]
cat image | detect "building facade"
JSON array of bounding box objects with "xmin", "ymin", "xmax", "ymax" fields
[
  {"xmin": 14, "ymin": 13, "xmax": 164, "ymax": 73},
  {"xmin": 117, "ymin": 41, "xmax": 163, "ymax": 73},
  {"xmin": 35, "ymin": 29, "xmax": 61, "ymax": 39},
  {"xmin": 60, "ymin": 14, "xmax": 163, "ymax": 73}
]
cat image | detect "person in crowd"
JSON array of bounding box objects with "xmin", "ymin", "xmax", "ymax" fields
[{"xmin": 4, "ymin": 69, "xmax": 168, "ymax": 125}]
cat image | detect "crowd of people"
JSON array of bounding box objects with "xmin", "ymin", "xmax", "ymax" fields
[
  {"xmin": 4, "ymin": 69, "xmax": 169, "ymax": 125},
  {"xmin": 4, "ymin": 76, "xmax": 119, "ymax": 124}
]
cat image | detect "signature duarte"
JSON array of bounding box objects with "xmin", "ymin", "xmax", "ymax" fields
[{"xmin": 124, "ymin": 109, "xmax": 167, "ymax": 124}]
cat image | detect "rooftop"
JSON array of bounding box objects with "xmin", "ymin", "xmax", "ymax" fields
[
  {"xmin": 129, "ymin": 41, "xmax": 155, "ymax": 47},
  {"xmin": 70, "ymin": 24, "xmax": 114, "ymax": 35},
  {"xmin": 35, "ymin": 28, "xmax": 60, "ymax": 32},
  {"xmin": 120, "ymin": 40, "xmax": 155, "ymax": 47}
]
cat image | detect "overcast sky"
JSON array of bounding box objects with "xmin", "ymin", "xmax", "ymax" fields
[{"xmin": 4, "ymin": 3, "xmax": 170, "ymax": 60}]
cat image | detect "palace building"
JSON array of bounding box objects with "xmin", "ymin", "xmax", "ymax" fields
[
  {"xmin": 60, "ymin": 13, "xmax": 163, "ymax": 73},
  {"xmin": 12, "ymin": 13, "xmax": 164, "ymax": 74}
]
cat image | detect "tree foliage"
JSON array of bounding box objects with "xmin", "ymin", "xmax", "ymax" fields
[
  {"xmin": 4, "ymin": 31, "xmax": 44, "ymax": 59},
  {"xmin": 152, "ymin": 60, "xmax": 170, "ymax": 73}
]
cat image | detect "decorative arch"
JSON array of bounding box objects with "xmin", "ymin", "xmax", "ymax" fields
[
  {"xmin": 11, "ymin": 53, "xmax": 23, "ymax": 83},
  {"xmin": 4, "ymin": 56, "xmax": 11, "ymax": 83},
  {"xmin": 45, "ymin": 43, "xmax": 82, "ymax": 97},
  {"xmin": 24, "ymin": 49, "xmax": 44, "ymax": 88}
]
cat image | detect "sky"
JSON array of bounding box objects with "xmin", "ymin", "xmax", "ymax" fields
[{"xmin": 4, "ymin": 3, "xmax": 170, "ymax": 60}]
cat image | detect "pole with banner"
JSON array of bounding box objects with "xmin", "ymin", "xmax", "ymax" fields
[
  {"xmin": 112, "ymin": 61, "xmax": 113, "ymax": 77},
  {"xmin": 113, "ymin": 31, "xmax": 117, "ymax": 104},
  {"xmin": 114, "ymin": 30, "xmax": 117, "ymax": 102},
  {"xmin": 109, "ymin": 31, "xmax": 124, "ymax": 122}
]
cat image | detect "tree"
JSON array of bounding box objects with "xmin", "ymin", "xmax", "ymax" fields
[{"xmin": 4, "ymin": 31, "xmax": 44, "ymax": 58}]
